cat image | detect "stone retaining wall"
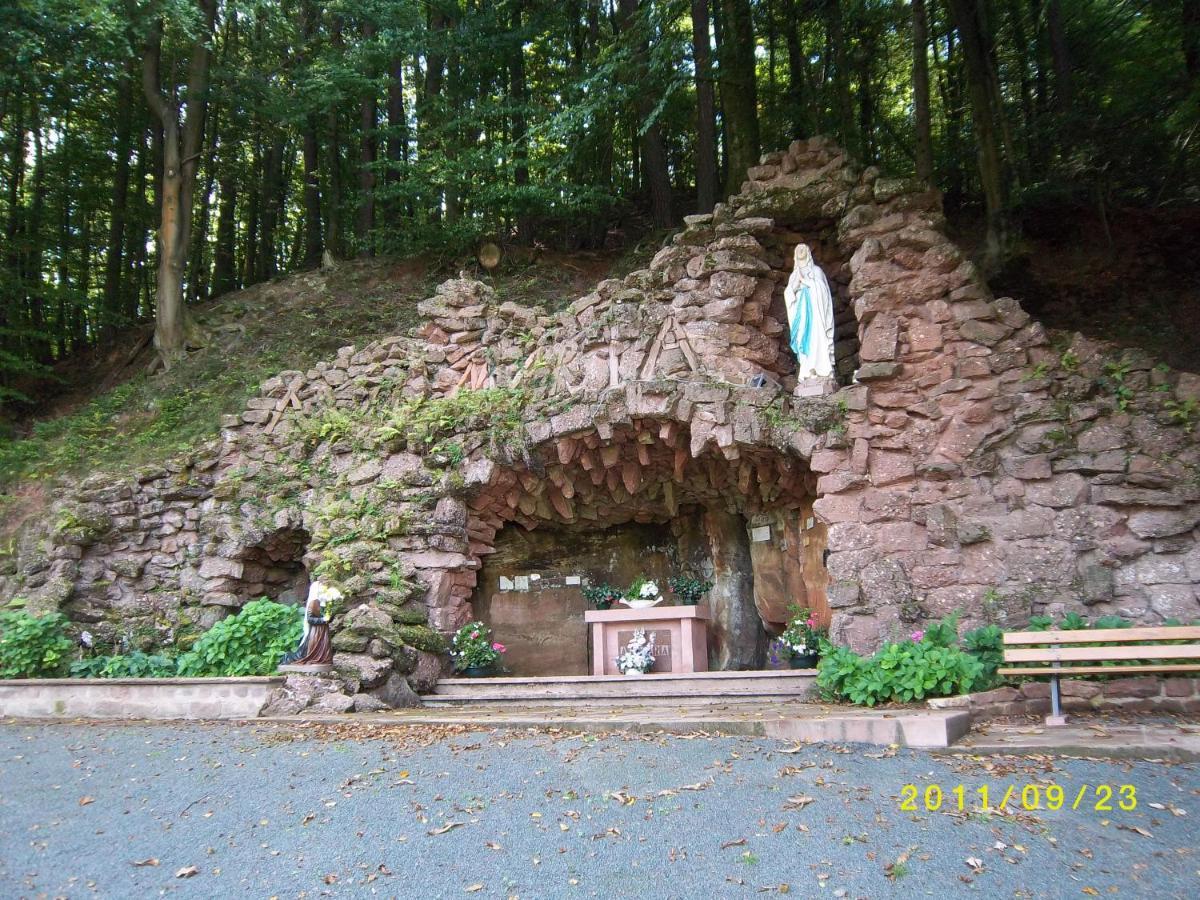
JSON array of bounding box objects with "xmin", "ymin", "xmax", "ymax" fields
[
  {"xmin": 0, "ymin": 676, "xmax": 284, "ymax": 719},
  {"xmin": 928, "ymin": 677, "xmax": 1200, "ymax": 717}
]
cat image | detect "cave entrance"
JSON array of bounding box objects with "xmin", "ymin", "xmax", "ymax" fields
[{"xmin": 465, "ymin": 417, "xmax": 829, "ymax": 677}]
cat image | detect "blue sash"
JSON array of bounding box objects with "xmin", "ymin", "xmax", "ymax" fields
[{"xmin": 790, "ymin": 284, "xmax": 813, "ymax": 358}]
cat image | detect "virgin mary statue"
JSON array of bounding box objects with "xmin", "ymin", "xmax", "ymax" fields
[{"xmin": 783, "ymin": 244, "xmax": 835, "ymax": 381}]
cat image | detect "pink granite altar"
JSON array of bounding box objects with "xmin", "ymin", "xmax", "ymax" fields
[{"xmin": 585, "ymin": 605, "xmax": 710, "ymax": 676}]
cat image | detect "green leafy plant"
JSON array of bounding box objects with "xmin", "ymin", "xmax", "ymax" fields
[
  {"xmin": 961, "ymin": 624, "xmax": 1004, "ymax": 690},
  {"xmin": 667, "ymin": 574, "xmax": 712, "ymax": 606},
  {"xmin": 816, "ymin": 616, "xmax": 984, "ymax": 706},
  {"xmin": 582, "ymin": 582, "xmax": 624, "ymax": 610},
  {"xmin": 1164, "ymin": 397, "xmax": 1199, "ymax": 430},
  {"xmin": 1100, "ymin": 360, "xmax": 1134, "ymax": 411},
  {"xmin": 70, "ymin": 651, "xmax": 179, "ymax": 679},
  {"xmin": 175, "ymin": 599, "xmax": 303, "ymax": 677},
  {"xmin": 0, "ymin": 611, "xmax": 74, "ymax": 678}
]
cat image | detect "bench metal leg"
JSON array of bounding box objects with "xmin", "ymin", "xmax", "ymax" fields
[{"xmin": 1046, "ymin": 669, "xmax": 1068, "ymax": 727}]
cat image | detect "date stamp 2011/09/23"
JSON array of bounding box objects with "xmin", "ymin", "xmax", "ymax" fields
[{"xmin": 899, "ymin": 783, "xmax": 1138, "ymax": 813}]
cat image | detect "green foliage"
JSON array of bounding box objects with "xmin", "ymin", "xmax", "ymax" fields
[
  {"xmin": 293, "ymin": 407, "xmax": 359, "ymax": 452},
  {"xmin": 816, "ymin": 616, "xmax": 985, "ymax": 707},
  {"xmin": 1164, "ymin": 397, "xmax": 1199, "ymax": 431},
  {"xmin": 378, "ymin": 387, "xmax": 533, "ymax": 458},
  {"xmin": 961, "ymin": 625, "xmax": 1004, "ymax": 690},
  {"xmin": 174, "ymin": 599, "xmax": 302, "ymax": 677},
  {"xmin": 448, "ymin": 622, "xmax": 502, "ymax": 671},
  {"xmin": 70, "ymin": 651, "xmax": 178, "ymax": 679},
  {"xmin": 582, "ymin": 583, "xmax": 624, "ymax": 610},
  {"xmin": 667, "ymin": 574, "xmax": 712, "ymax": 606},
  {"xmin": 0, "ymin": 611, "xmax": 74, "ymax": 678},
  {"xmin": 1100, "ymin": 360, "xmax": 1135, "ymax": 411}
]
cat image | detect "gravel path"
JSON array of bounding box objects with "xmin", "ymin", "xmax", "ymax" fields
[{"xmin": 1, "ymin": 722, "xmax": 1196, "ymax": 898}]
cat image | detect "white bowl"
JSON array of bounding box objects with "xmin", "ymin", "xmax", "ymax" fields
[{"xmin": 623, "ymin": 597, "xmax": 662, "ymax": 609}]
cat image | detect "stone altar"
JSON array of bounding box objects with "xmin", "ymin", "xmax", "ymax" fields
[{"xmin": 585, "ymin": 605, "xmax": 710, "ymax": 676}]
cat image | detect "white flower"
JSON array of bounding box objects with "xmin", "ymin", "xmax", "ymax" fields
[{"xmin": 639, "ymin": 581, "xmax": 659, "ymax": 598}]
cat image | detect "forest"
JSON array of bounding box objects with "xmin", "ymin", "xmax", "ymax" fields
[{"xmin": 1, "ymin": 0, "xmax": 1197, "ymax": 394}]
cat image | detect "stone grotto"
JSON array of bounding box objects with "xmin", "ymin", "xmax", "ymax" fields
[{"xmin": 3, "ymin": 136, "xmax": 1199, "ymax": 711}]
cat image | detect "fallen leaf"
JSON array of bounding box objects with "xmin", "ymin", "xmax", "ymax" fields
[
  {"xmin": 1082, "ymin": 888, "xmax": 1100, "ymax": 896},
  {"xmin": 428, "ymin": 822, "xmax": 465, "ymax": 836},
  {"xmin": 301, "ymin": 813, "xmax": 315, "ymax": 826},
  {"xmin": 323, "ymin": 874, "xmax": 337, "ymax": 884},
  {"xmin": 1117, "ymin": 824, "xmax": 1153, "ymax": 838},
  {"xmin": 965, "ymin": 856, "xmax": 984, "ymax": 872},
  {"xmin": 175, "ymin": 866, "xmax": 199, "ymax": 879},
  {"xmin": 465, "ymin": 885, "xmax": 483, "ymax": 893},
  {"xmin": 79, "ymin": 796, "xmax": 95, "ymax": 806},
  {"xmin": 131, "ymin": 858, "xmax": 159, "ymax": 868},
  {"xmin": 784, "ymin": 795, "xmax": 815, "ymax": 811},
  {"xmin": 485, "ymin": 841, "xmax": 502, "ymax": 850},
  {"xmin": 721, "ymin": 838, "xmax": 748, "ymax": 850}
]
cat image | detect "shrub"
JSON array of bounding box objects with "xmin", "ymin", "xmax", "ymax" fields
[
  {"xmin": 961, "ymin": 624, "xmax": 1004, "ymax": 690},
  {"xmin": 816, "ymin": 616, "xmax": 984, "ymax": 706},
  {"xmin": 70, "ymin": 651, "xmax": 179, "ymax": 679},
  {"xmin": 175, "ymin": 599, "xmax": 302, "ymax": 677},
  {"xmin": 0, "ymin": 611, "xmax": 75, "ymax": 678}
]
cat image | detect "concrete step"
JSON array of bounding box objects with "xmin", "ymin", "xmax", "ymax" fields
[{"xmin": 426, "ymin": 670, "xmax": 818, "ymax": 707}]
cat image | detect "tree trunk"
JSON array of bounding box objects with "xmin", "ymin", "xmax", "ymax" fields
[
  {"xmin": 719, "ymin": 0, "xmax": 760, "ymax": 192},
  {"xmin": 783, "ymin": 0, "xmax": 809, "ymax": 140},
  {"xmin": 510, "ymin": 1, "xmax": 532, "ymax": 241},
  {"xmin": 912, "ymin": 0, "xmax": 934, "ymax": 183},
  {"xmin": 141, "ymin": 2, "xmax": 215, "ymax": 367},
  {"xmin": 101, "ymin": 56, "xmax": 135, "ymax": 342},
  {"xmin": 617, "ymin": 0, "xmax": 672, "ymax": 226},
  {"xmin": 823, "ymin": 0, "xmax": 854, "ymax": 155},
  {"xmin": 212, "ymin": 170, "xmax": 238, "ymax": 297},
  {"xmin": 946, "ymin": 0, "xmax": 1009, "ymax": 271},
  {"xmin": 259, "ymin": 138, "xmax": 284, "ymax": 279},
  {"xmin": 692, "ymin": 0, "xmax": 718, "ymax": 212},
  {"xmin": 1046, "ymin": 0, "xmax": 1073, "ymax": 113},
  {"xmin": 1185, "ymin": 0, "xmax": 1200, "ymax": 84}
]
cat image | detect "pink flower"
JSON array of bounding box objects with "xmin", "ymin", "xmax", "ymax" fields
[
  {"xmin": 492, "ymin": 642, "xmax": 506, "ymax": 652},
  {"xmin": 911, "ymin": 630, "xmax": 925, "ymax": 642}
]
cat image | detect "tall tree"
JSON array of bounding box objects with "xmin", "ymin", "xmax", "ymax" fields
[
  {"xmin": 692, "ymin": 0, "xmax": 718, "ymax": 212},
  {"xmin": 912, "ymin": 0, "xmax": 934, "ymax": 183},
  {"xmin": 141, "ymin": 0, "xmax": 216, "ymax": 367},
  {"xmin": 719, "ymin": 0, "xmax": 760, "ymax": 192},
  {"xmin": 618, "ymin": 0, "xmax": 673, "ymax": 225},
  {"xmin": 947, "ymin": 0, "xmax": 1010, "ymax": 270}
]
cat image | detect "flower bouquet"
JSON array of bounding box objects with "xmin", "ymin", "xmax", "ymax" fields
[
  {"xmin": 622, "ymin": 576, "xmax": 662, "ymax": 610},
  {"xmin": 773, "ymin": 606, "xmax": 825, "ymax": 669},
  {"xmin": 615, "ymin": 628, "xmax": 656, "ymax": 675},
  {"xmin": 449, "ymin": 621, "xmax": 506, "ymax": 676}
]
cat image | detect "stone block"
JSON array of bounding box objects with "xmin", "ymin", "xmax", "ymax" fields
[
  {"xmin": 860, "ymin": 314, "xmax": 899, "ymax": 362},
  {"xmin": 1102, "ymin": 676, "xmax": 1161, "ymax": 698},
  {"xmin": 1163, "ymin": 678, "xmax": 1196, "ymax": 698},
  {"xmin": 868, "ymin": 450, "xmax": 915, "ymax": 486}
]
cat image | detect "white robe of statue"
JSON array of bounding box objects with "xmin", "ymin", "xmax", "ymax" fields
[{"xmin": 783, "ymin": 243, "xmax": 835, "ymax": 379}]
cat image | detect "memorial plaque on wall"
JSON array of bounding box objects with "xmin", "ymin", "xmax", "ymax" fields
[{"xmin": 617, "ymin": 628, "xmax": 673, "ymax": 672}]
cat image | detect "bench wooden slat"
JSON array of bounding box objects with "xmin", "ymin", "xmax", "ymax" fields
[
  {"xmin": 1004, "ymin": 644, "xmax": 1200, "ymax": 663},
  {"xmin": 998, "ymin": 664, "xmax": 1200, "ymax": 677},
  {"xmin": 1003, "ymin": 626, "xmax": 1200, "ymax": 645}
]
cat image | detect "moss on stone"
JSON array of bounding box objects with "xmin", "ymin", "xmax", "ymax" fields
[{"xmin": 396, "ymin": 624, "xmax": 446, "ymax": 654}]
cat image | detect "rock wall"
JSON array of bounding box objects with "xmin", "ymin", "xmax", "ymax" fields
[{"xmin": 3, "ymin": 136, "xmax": 1198, "ymax": 707}]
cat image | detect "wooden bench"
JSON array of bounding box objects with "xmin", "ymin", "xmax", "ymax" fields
[{"xmin": 998, "ymin": 626, "xmax": 1200, "ymax": 725}]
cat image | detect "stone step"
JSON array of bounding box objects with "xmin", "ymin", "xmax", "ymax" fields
[{"xmin": 425, "ymin": 670, "xmax": 818, "ymax": 706}]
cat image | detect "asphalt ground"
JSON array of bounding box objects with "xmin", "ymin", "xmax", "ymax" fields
[{"xmin": 1, "ymin": 721, "xmax": 1196, "ymax": 898}]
